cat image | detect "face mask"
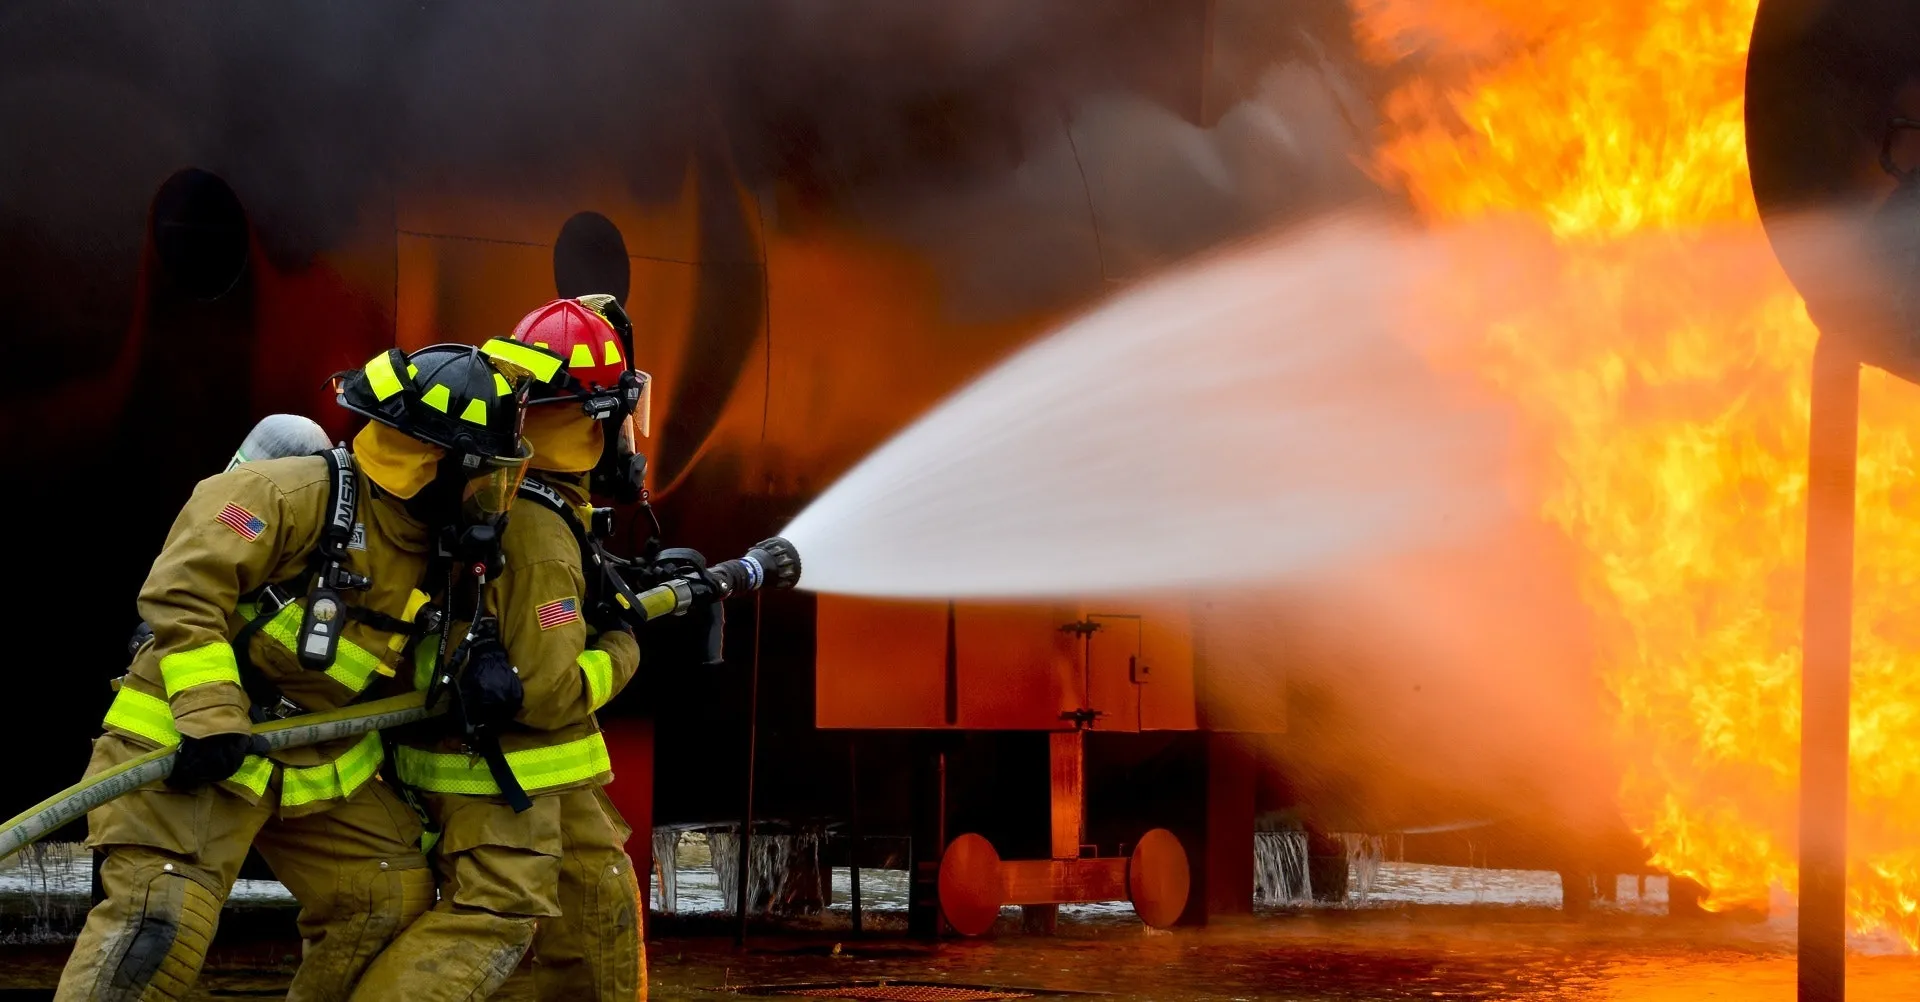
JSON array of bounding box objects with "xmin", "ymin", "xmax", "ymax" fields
[
  {"xmin": 593, "ymin": 411, "xmax": 648, "ymax": 504},
  {"xmin": 459, "ymin": 450, "xmax": 532, "ymax": 528}
]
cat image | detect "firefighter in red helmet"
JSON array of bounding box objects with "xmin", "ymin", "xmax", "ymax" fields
[{"xmin": 355, "ymin": 298, "xmax": 650, "ymax": 1001}]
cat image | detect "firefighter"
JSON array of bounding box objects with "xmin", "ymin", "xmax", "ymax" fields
[
  {"xmin": 353, "ymin": 299, "xmax": 649, "ymax": 1002},
  {"xmin": 57, "ymin": 342, "xmax": 539, "ymax": 1002}
]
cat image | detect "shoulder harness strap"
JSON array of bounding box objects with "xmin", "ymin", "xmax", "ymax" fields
[
  {"xmin": 517, "ymin": 478, "xmax": 647, "ymax": 626},
  {"xmin": 294, "ymin": 447, "xmax": 368, "ymax": 670},
  {"xmin": 318, "ymin": 447, "xmax": 358, "ymax": 557}
]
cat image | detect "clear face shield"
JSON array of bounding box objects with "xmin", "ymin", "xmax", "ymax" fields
[
  {"xmin": 630, "ymin": 367, "xmax": 652, "ymax": 440},
  {"xmin": 589, "ymin": 369, "xmax": 651, "ymax": 503},
  {"xmin": 459, "ymin": 444, "xmax": 533, "ymax": 527},
  {"xmin": 456, "ymin": 367, "xmax": 537, "ymax": 528}
]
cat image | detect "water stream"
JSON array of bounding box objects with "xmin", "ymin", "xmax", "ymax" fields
[{"xmin": 782, "ymin": 215, "xmax": 1512, "ymax": 600}]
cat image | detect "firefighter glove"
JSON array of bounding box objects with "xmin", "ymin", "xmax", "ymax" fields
[
  {"xmin": 455, "ymin": 637, "xmax": 524, "ymax": 731},
  {"xmin": 167, "ymin": 732, "xmax": 255, "ymax": 791}
]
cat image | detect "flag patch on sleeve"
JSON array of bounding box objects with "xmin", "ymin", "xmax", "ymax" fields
[
  {"xmin": 216, "ymin": 503, "xmax": 265, "ymax": 541},
  {"xmin": 536, "ymin": 597, "xmax": 580, "ymax": 631}
]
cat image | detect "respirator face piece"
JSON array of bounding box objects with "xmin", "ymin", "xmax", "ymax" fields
[{"xmin": 458, "ymin": 446, "xmax": 532, "ymax": 526}]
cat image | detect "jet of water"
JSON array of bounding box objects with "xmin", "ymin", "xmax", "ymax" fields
[{"xmin": 782, "ymin": 213, "xmax": 1513, "ymax": 598}]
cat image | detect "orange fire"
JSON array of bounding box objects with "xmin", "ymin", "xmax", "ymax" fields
[{"xmin": 1353, "ymin": 0, "xmax": 1919, "ymax": 945}]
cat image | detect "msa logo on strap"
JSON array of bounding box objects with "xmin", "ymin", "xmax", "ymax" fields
[
  {"xmin": 325, "ymin": 448, "xmax": 356, "ymax": 536},
  {"xmin": 348, "ymin": 523, "xmax": 367, "ymax": 551},
  {"xmin": 520, "ymin": 478, "xmax": 566, "ymax": 513}
]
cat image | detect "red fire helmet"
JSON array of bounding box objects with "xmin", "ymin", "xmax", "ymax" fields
[{"xmin": 511, "ymin": 298, "xmax": 628, "ymax": 394}]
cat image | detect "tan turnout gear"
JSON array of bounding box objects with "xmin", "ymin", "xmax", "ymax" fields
[
  {"xmin": 528, "ymin": 785, "xmax": 646, "ymax": 1000},
  {"xmin": 56, "ymin": 456, "xmax": 440, "ymax": 1001},
  {"xmin": 57, "ymin": 732, "xmax": 432, "ymax": 1002},
  {"xmin": 355, "ymin": 470, "xmax": 642, "ymax": 1002}
]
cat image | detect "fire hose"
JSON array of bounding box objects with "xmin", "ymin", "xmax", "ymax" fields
[
  {"xmin": 0, "ymin": 536, "xmax": 802, "ymax": 862},
  {"xmin": 0, "ymin": 690, "xmax": 437, "ymax": 863}
]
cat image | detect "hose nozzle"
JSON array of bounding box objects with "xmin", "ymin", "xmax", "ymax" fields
[
  {"xmin": 622, "ymin": 536, "xmax": 804, "ymax": 626},
  {"xmin": 709, "ymin": 536, "xmax": 803, "ymax": 597}
]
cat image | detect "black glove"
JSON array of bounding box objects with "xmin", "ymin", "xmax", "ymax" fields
[
  {"xmin": 454, "ymin": 637, "xmax": 523, "ymax": 732},
  {"xmin": 167, "ymin": 732, "xmax": 255, "ymax": 791},
  {"xmin": 127, "ymin": 622, "xmax": 154, "ymax": 659}
]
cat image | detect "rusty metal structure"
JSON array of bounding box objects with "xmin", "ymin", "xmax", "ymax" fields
[{"xmin": 3, "ymin": 0, "xmax": 1668, "ymax": 938}]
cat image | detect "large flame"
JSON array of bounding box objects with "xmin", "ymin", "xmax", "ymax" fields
[{"xmin": 1354, "ymin": 0, "xmax": 1919, "ymax": 946}]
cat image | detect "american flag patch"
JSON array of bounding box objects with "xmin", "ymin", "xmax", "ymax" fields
[
  {"xmin": 216, "ymin": 503, "xmax": 265, "ymax": 541},
  {"xmin": 536, "ymin": 597, "xmax": 580, "ymax": 631}
]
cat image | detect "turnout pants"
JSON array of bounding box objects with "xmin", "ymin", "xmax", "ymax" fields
[
  {"xmin": 353, "ymin": 786, "xmax": 644, "ymax": 1002},
  {"xmin": 502, "ymin": 786, "xmax": 645, "ymax": 1001},
  {"xmin": 54, "ymin": 732, "xmax": 432, "ymax": 1002}
]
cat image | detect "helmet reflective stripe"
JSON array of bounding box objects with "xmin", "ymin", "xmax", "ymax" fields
[
  {"xmin": 603, "ymin": 339, "xmax": 621, "ymax": 365},
  {"xmin": 365, "ymin": 353, "xmax": 404, "ymax": 401},
  {"xmin": 364, "ymin": 350, "xmax": 408, "ymax": 402},
  {"xmin": 481, "ymin": 336, "xmax": 565, "ymax": 384},
  {"xmin": 337, "ymin": 342, "xmax": 533, "ymax": 461}
]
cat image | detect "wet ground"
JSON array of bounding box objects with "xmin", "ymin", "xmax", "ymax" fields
[
  {"xmin": 2, "ymin": 907, "xmax": 1917, "ymax": 1001},
  {"xmin": 4, "ymin": 847, "xmax": 1914, "ymax": 1000}
]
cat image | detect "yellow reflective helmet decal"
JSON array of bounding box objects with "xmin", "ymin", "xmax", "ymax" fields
[
  {"xmin": 569, "ymin": 343, "xmax": 595, "ymax": 369},
  {"xmin": 602, "ymin": 340, "xmax": 621, "ymax": 365},
  {"xmin": 481, "ymin": 336, "xmax": 564, "ymax": 384},
  {"xmin": 364, "ymin": 351, "xmax": 405, "ymax": 402},
  {"xmin": 493, "ymin": 373, "xmax": 512, "ymax": 397},
  {"xmin": 458, "ymin": 397, "xmax": 488, "ymax": 425},
  {"xmin": 419, "ymin": 383, "xmax": 451, "ymax": 413}
]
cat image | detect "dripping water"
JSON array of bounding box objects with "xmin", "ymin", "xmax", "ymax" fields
[
  {"xmin": 1340, "ymin": 833, "xmax": 1387, "ymax": 906},
  {"xmin": 1254, "ymin": 830, "xmax": 1313, "ymax": 905}
]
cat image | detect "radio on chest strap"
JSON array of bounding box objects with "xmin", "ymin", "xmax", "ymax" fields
[{"xmin": 296, "ymin": 447, "xmax": 371, "ymax": 670}]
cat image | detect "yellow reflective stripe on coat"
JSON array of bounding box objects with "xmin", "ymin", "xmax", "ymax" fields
[
  {"xmin": 102, "ymin": 688, "xmax": 272, "ymax": 796},
  {"xmin": 250, "ymin": 600, "xmax": 391, "ymax": 692},
  {"xmin": 393, "ymin": 732, "xmax": 611, "ymax": 795},
  {"xmin": 103, "ymin": 687, "xmax": 180, "ymax": 747},
  {"xmin": 281, "ymin": 731, "xmax": 384, "ymax": 808},
  {"xmin": 159, "ymin": 642, "xmax": 242, "ymax": 696},
  {"xmin": 578, "ymin": 649, "xmax": 614, "ymax": 711},
  {"xmin": 229, "ymin": 755, "xmax": 273, "ymax": 797}
]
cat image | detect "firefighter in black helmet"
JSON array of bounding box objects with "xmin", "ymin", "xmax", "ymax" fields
[{"xmin": 57, "ymin": 341, "xmax": 538, "ymax": 1002}]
